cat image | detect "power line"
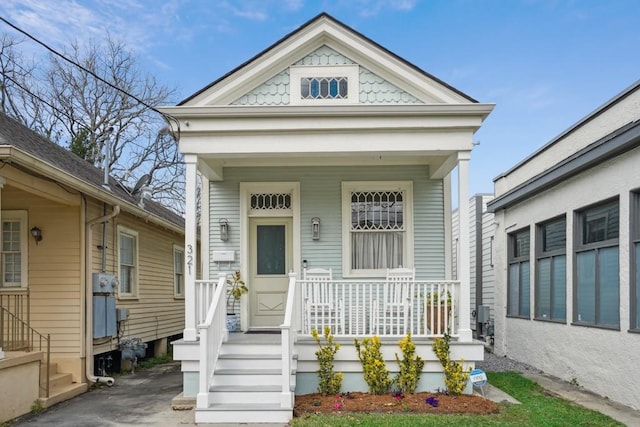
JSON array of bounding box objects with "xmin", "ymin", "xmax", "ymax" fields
[{"xmin": 0, "ymin": 15, "xmax": 180, "ymax": 138}]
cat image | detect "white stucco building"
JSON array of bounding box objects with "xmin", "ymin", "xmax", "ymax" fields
[{"xmin": 487, "ymin": 80, "xmax": 640, "ymax": 411}]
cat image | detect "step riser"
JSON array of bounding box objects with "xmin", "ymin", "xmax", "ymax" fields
[
  {"xmin": 221, "ymin": 344, "xmax": 281, "ymax": 355},
  {"xmin": 209, "ymin": 391, "xmax": 282, "ymax": 405},
  {"xmin": 212, "ymin": 375, "xmax": 281, "ymax": 387},
  {"xmin": 49, "ymin": 373, "xmax": 73, "ymax": 390},
  {"xmin": 216, "ymin": 359, "xmax": 282, "ymax": 370},
  {"xmin": 195, "ymin": 409, "xmax": 292, "ymax": 424}
]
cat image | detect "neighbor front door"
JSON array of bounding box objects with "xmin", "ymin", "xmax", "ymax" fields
[{"xmin": 249, "ymin": 217, "xmax": 292, "ymax": 329}]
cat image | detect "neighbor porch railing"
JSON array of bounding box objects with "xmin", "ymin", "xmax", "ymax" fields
[
  {"xmin": 0, "ymin": 289, "xmax": 51, "ymax": 398},
  {"xmin": 301, "ymin": 279, "xmax": 460, "ymax": 337}
]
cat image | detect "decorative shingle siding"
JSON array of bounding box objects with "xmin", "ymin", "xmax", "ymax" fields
[
  {"xmin": 232, "ymin": 45, "xmax": 422, "ymax": 106},
  {"xmin": 209, "ymin": 165, "xmax": 445, "ymax": 279},
  {"xmin": 231, "ymin": 70, "xmax": 290, "ymax": 105},
  {"xmin": 295, "ymin": 45, "xmax": 356, "ymax": 66},
  {"xmin": 359, "ymin": 67, "xmax": 422, "ymax": 104}
]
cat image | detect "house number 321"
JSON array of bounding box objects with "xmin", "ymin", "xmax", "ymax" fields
[{"xmin": 186, "ymin": 244, "xmax": 193, "ymax": 275}]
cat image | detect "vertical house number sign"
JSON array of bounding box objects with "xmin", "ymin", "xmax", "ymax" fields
[{"xmin": 186, "ymin": 244, "xmax": 193, "ymax": 275}]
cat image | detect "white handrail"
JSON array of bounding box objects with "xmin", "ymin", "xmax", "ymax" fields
[
  {"xmin": 196, "ymin": 273, "xmax": 227, "ymax": 409},
  {"xmin": 280, "ymin": 272, "xmax": 297, "ymax": 409}
]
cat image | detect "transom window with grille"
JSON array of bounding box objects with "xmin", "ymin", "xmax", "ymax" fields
[
  {"xmin": 575, "ymin": 199, "xmax": 619, "ymax": 327},
  {"xmin": 508, "ymin": 228, "xmax": 530, "ymax": 318},
  {"xmin": 118, "ymin": 226, "xmax": 138, "ymax": 298},
  {"xmin": 300, "ymin": 77, "xmax": 348, "ymax": 100},
  {"xmin": 1, "ymin": 211, "xmax": 27, "ymax": 288},
  {"xmin": 342, "ymin": 182, "xmax": 413, "ymax": 276},
  {"xmin": 535, "ymin": 216, "xmax": 566, "ymax": 321}
]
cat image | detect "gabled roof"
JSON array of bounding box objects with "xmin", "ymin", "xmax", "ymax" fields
[
  {"xmin": 0, "ymin": 113, "xmax": 184, "ymax": 230},
  {"xmin": 179, "ymin": 12, "xmax": 477, "ymax": 106}
]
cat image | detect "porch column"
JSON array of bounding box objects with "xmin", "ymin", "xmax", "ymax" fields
[
  {"xmin": 457, "ymin": 152, "xmax": 472, "ymax": 342},
  {"xmin": 183, "ymin": 154, "xmax": 198, "ymax": 341}
]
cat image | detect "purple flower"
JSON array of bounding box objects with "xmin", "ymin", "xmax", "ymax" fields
[{"xmin": 426, "ymin": 396, "xmax": 439, "ymax": 407}]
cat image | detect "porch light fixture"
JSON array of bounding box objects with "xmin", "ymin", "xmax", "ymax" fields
[
  {"xmin": 219, "ymin": 218, "xmax": 229, "ymax": 242},
  {"xmin": 31, "ymin": 226, "xmax": 43, "ymax": 244},
  {"xmin": 311, "ymin": 217, "xmax": 320, "ymax": 240}
]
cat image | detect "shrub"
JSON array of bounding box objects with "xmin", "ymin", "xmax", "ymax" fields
[
  {"xmin": 432, "ymin": 333, "xmax": 470, "ymax": 395},
  {"xmin": 354, "ymin": 335, "xmax": 392, "ymax": 395},
  {"xmin": 394, "ymin": 333, "xmax": 424, "ymax": 393},
  {"xmin": 311, "ymin": 327, "xmax": 343, "ymax": 395}
]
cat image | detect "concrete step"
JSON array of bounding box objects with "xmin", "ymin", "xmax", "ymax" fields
[
  {"xmin": 195, "ymin": 403, "xmax": 292, "ymax": 424},
  {"xmin": 209, "ymin": 385, "xmax": 282, "ymax": 404},
  {"xmin": 48, "ymin": 372, "xmax": 73, "ymax": 390},
  {"xmin": 38, "ymin": 382, "xmax": 88, "ymax": 408}
]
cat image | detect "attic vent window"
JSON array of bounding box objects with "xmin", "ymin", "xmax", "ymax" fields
[{"xmin": 300, "ymin": 77, "xmax": 348, "ymax": 100}]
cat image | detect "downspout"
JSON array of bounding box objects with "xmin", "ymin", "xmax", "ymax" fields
[{"xmin": 85, "ymin": 204, "xmax": 120, "ymax": 386}]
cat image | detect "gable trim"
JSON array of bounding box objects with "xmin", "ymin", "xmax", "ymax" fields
[{"xmin": 179, "ymin": 13, "xmax": 477, "ymax": 106}]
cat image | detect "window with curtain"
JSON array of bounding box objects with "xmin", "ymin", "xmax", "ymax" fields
[
  {"xmin": 174, "ymin": 246, "xmax": 184, "ymax": 298},
  {"xmin": 1, "ymin": 211, "xmax": 27, "ymax": 288},
  {"xmin": 508, "ymin": 228, "xmax": 530, "ymax": 318},
  {"xmin": 342, "ymin": 182, "xmax": 413, "ymax": 276},
  {"xmin": 535, "ymin": 216, "xmax": 566, "ymax": 321},
  {"xmin": 118, "ymin": 227, "xmax": 138, "ymax": 297},
  {"xmin": 575, "ymin": 199, "xmax": 619, "ymax": 327}
]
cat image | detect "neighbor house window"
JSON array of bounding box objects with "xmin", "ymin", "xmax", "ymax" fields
[
  {"xmin": 342, "ymin": 182, "xmax": 413, "ymax": 276},
  {"xmin": 508, "ymin": 228, "xmax": 530, "ymax": 318},
  {"xmin": 535, "ymin": 216, "xmax": 566, "ymax": 321},
  {"xmin": 575, "ymin": 199, "xmax": 619, "ymax": 327},
  {"xmin": 118, "ymin": 226, "xmax": 138, "ymax": 298},
  {"xmin": 1, "ymin": 211, "xmax": 28, "ymax": 288},
  {"xmin": 174, "ymin": 245, "xmax": 184, "ymax": 298},
  {"xmin": 631, "ymin": 191, "xmax": 640, "ymax": 331}
]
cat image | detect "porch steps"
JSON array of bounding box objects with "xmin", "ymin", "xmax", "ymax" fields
[
  {"xmin": 195, "ymin": 337, "xmax": 297, "ymax": 424},
  {"xmin": 38, "ymin": 363, "xmax": 88, "ymax": 408}
]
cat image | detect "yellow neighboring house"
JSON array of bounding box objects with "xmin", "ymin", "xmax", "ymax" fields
[{"xmin": 0, "ymin": 113, "xmax": 186, "ymax": 422}]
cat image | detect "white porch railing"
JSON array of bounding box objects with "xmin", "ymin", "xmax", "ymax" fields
[
  {"xmin": 195, "ymin": 279, "xmax": 219, "ymax": 328},
  {"xmin": 301, "ymin": 280, "xmax": 459, "ymax": 337},
  {"xmin": 279, "ymin": 272, "xmax": 297, "ymax": 409},
  {"xmin": 196, "ymin": 274, "xmax": 227, "ymax": 409}
]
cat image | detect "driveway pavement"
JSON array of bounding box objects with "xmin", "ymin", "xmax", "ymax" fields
[{"xmin": 12, "ymin": 362, "xmax": 196, "ymax": 427}]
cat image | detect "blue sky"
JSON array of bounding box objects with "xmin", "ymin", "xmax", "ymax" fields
[{"xmin": 1, "ymin": 0, "xmax": 639, "ymax": 196}]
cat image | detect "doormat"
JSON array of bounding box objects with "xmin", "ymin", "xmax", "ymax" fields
[{"xmin": 245, "ymin": 330, "xmax": 281, "ymax": 334}]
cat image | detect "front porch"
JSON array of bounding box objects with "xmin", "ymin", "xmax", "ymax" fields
[{"xmin": 173, "ymin": 273, "xmax": 484, "ymax": 424}]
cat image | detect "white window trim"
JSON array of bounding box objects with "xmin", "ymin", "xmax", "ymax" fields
[
  {"xmin": 173, "ymin": 244, "xmax": 185, "ymax": 299},
  {"xmin": 289, "ymin": 65, "xmax": 359, "ymax": 105},
  {"xmin": 1, "ymin": 210, "xmax": 28, "ymax": 288},
  {"xmin": 341, "ymin": 181, "xmax": 414, "ymax": 278},
  {"xmin": 117, "ymin": 225, "xmax": 139, "ymax": 299}
]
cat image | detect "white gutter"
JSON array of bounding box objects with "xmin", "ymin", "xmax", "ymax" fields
[{"xmin": 85, "ymin": 204, "xmax": 121, "ymax": 386}]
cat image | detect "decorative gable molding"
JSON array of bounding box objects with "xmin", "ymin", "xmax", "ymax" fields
[{"xmin": 181, "ymin": 14, "xmax": 474, "ymax": 107}]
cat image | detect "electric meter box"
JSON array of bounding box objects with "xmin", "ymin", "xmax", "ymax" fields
[{"xmin": 92, "ymin": 272, "xmax": 118, "ymax": 294}]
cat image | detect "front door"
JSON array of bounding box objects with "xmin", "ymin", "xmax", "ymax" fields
[{"xmin": 249, "ymin": 217, "xmax": 292, "ymax": 328}]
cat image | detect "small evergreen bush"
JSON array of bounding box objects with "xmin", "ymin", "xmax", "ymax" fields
[
  {"xmin": 311, "ymin": 326, "xmax": 343, "ymax": 395},
  {"xmin": 354, "ymin": 335, "xmax": 392, "ymax": 395}
]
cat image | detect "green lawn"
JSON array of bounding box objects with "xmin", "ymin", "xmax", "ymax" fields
[{"xmin": 291, "ymin": 372, "xmax": 624, "ymax": 426}]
